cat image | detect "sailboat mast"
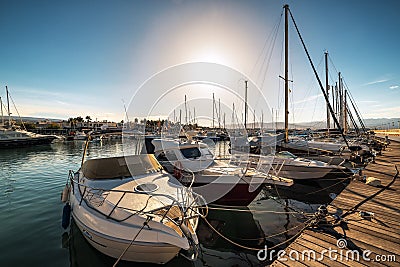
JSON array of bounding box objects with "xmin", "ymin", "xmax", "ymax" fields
[
  {"xmin": 325, "ymin": 51, "xmax": 330, "ymax": 131},
  {"xmin": 344, "ymin": 88, "xmax": 348, "ymax": 134},
  {"xmin": 0, "ymin": 97, "xmax": 3, "ymax": 125},
  {"xmin": 338, "ymin": 72, "xmax": 343, "ymax": 129},
  {"xmin": 244, "ymin": 80, "xmax": 248, "ymax": 129},
  {"xmin": 261, "ymin": 110, "xmax": 264, "ymax": 133},
  {"xmin": 284, "ymin": 4, "xmax": 289, "ymax": 143},
  {"xmin": 218, "ymin": 98, "xmax": 221, "ymax": 129},
  {"xmin": 184, "ymin": 95, "xmax": 188, "ymax": 125},
  {"xmin": 212, "ymin": 93, "xmax": 215, "ymax": 129},
  {"xmin": 232, "ymin": 103, "xmax": 235, "ymax": 128},
  {"xmin": 6, "ymin": 86, "xmax": 11, "ymax": 127},
  {"xmin": 253, "ymin": 110, "xmax": 256, "ymax": 130}
]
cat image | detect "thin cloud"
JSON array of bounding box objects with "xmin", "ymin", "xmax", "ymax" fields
[
  {"xmin": 293, "ymin": 93, "xmax": 323, "ymax": 104},
  {"xmin": 362, "ymin": 79, "xmax": 389, "ymax": 86},
  {"xmin": 389, "ymin": 85, "xmax": 399, "ymax": 89},
  {"xmin": 359, "ymin": 100, "xmax": 378, "ymax": 104}
]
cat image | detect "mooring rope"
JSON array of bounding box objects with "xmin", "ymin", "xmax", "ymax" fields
[
  {"xmin": 341, "ymin": 164, "xmax": 398, "ymax": 219},
  {"xmin": 113, "ymin": 216, "xmax": 152, "ymax": 267},
  {"xmin": 201, "ymin": 215, "xmax": 315, "ymax": 252},
  {"xmin": 205, "ymin": 206, "xmax": 312, "ymax": 215}
]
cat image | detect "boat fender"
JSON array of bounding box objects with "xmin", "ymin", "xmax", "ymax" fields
[
  {"xmin": 180, "ymin": 223, "xmax": 192, "ymax": 239},
  {"xmin": 365, "ymin": 177, "xmax": 381, "ymax": 187},
  {"xmin": 61, "ymin": 184, "xmax": 70, "ymax": 203},
  {"xmin": 62, "ymin": 203, "xmax": 71, "ymax": 229}
]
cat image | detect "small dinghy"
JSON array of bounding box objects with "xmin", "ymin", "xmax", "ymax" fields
[{"xmin": 62, "ymin": 154, "xmax": 205, "ymax": 264}]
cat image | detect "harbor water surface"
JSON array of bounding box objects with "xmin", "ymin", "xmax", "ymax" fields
[{"xmin": 0, "ymin": 140, "xmax": 338, "ymax": 267}]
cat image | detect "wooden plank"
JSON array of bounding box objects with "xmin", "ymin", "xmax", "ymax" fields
[
  {"xmin": 295, "ymin": 237, "xmax": 355, "ymax": 267},
  {"xmin": 272, "ymin": 142, "xmax": 400, "ymax": 267},
  {"xmin": 336, "ymin": 191, "xmax": 400, "ymax": 213},
  {"xmin": 332, "ymin": 203, "xmax": 400, "ymax": 227},
  {"xmin": 329, "ymin": 225, "xmax": 400, "ymax": 255},
  {"xmin": 305, "ymin": 230, "xmax": 390, "ymax": 267},
  {"xmin": 284, "ymin": 242, "xmax": 326, "ymax": 267},
  {"xmin": 270, "ymin": 258, "xmax": 291, "ymax": 267},
  {"xmin": 343, "ymin": 182, "xmax": 399, "ymax": 197},
  {"xmin": 331, "ymin": 199, "xmax": 400, "ymax": 226},
  {"xmin": 295, "ymin": 235, "xmax": 368, "ymax": 267},
  {"xmin": 343, "ymin": 221, "xmax": 400, "ymax": 245},
  {"xmin": 345, "ymin": 215, "xmax": 400, "ymax": 237}
]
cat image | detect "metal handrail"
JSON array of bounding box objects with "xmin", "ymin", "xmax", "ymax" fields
[{"xmin": 68, "ymin": 171, "xmax": 206, "ymax": 225}]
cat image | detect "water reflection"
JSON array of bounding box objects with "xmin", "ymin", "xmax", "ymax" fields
[{"xmin": 264, "ymin": 178, "xmax": 350, "ymax": 204}]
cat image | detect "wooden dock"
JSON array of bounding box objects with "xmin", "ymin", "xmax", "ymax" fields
[{"xmin": 271, "ymin": 137, "xmax": 400, "ymax": 266}]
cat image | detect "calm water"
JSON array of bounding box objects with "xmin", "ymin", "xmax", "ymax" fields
[{"xmin": 0, "ymin": 139, "xmax": 333, "ymax": 267}]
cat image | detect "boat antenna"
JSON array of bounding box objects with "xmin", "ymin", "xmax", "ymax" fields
[{"xmin": 287, "ymin": 7, "xmax": 350, "ymax": 148}]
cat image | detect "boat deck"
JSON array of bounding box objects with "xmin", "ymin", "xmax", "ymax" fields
[{"xmin": 271, "ymin": 137, "xmax": 400, "ymax": 266}]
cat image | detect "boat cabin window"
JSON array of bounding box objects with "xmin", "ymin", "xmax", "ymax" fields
[
  {"xmin": 180, "ymin": 147, "xmax": 201, "ymax": 159},
  {"xmin": 156, "ymin": 150, "xmax": 178, "ymax": 162},
  {"xmin": 200, "ymin": 147, "xmax": 213, "ymax": 157}
]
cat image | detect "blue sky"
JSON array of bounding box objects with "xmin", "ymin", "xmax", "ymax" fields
[{"xmin": 0, "ymin": 0, "xmax": 399, "ymax": 125}]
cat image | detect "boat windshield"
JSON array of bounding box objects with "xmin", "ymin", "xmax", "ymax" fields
[
  {"xmin": 277, "ymin": 151, "xmax": 297, "ymax": 159},
  {"xmin": 180, "ymin": 147, "xmax": 201, "ymax": 159}
]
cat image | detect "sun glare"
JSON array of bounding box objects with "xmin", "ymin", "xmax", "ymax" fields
[{"xmin": 192, "ymin": 48, "xmax": 230, "ymax": 65}]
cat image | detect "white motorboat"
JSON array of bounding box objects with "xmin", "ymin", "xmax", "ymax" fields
[
  {"xmin": 152, "ymin": 138, "xmax": 291, "ymax": 206},
  {"xmin": 279, "ymin": 136, "xmax": 345, "ymax": 155},
  {"xmin": 73, "ymin": 131, "xmax": 88, "ymax": 140},
  {"xmin": 267, "ymin": 151, "xmax": 353, "ymax": 180},
  {"xmin": 63, "ymin": 154, "xmax": 204, "ymax": 264},
  {"xmin": 0, "ymin": 87, "xmax": 56, "ymax": 148}
]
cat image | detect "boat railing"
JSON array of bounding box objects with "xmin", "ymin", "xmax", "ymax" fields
[{"xmin": 68, "ymin": 170, "xmax": 207, "ymax": 227}]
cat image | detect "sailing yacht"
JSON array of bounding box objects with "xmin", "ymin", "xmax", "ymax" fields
[
  {"xmin": 0, "ymin": 126, "xmax": 57, "ymax": 148},
  {"xmin": 0, "ymin": 87, "xmax": 56, "ymax": 148}
]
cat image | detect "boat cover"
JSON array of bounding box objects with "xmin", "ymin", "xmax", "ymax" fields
[{"xmin": 82, "ymin": 154, "xmax": 162, "ymax": 179}]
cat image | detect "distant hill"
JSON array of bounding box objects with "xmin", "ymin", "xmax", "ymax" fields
[
  {"xmin": 3, "ymin": 115, "xmax": 399, "ymax": 129},
  {"xmin": 233, "ymin": 118, "xmax": 400, "ymax": 130},
  {"xmin": 4, "ymin": 116, "xmax": 62, "ymax": 122}
]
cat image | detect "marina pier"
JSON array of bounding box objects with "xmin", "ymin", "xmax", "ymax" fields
[{"xmin": 271, "ymin": 137, "xmax": 399, "ymax": 266}]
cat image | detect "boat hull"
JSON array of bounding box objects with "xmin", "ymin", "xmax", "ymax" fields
[
  {"xmin": 72, "ymin": 215, "xmax": 181, "ymax": 264},
  {"xmin": 178, "ymin": 174, "xmax": 263, "ymax": 206},
  {"xmin": 67, "ymin": 161, "xmax": 201, "ymax": 265},
  {"xmin": 0, "ymin": 136, "xmax": 56, "ymax": 148},
  {"xmin": 270, "ymin": 164, "xmax": 335, "ymax": 180},
  {"xmin": 193, "ymin": 182, "xmax": 262, "ymax": 206}
]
